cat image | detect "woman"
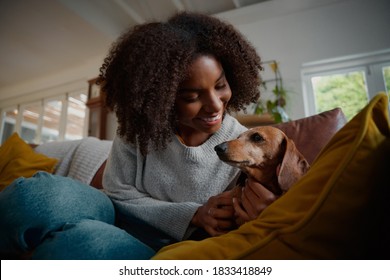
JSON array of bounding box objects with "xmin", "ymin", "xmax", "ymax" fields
[
  {"xmin": 0, "ymin": 12, "xmax": 277, "ymax": 260},
  {"xmin": 100, "ymin": 12, "xmax": 276, "ymax": 250}
]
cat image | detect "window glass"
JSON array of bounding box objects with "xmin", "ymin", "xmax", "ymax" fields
[
  {"xmin": 0, "ymin": 108, "xmax": 18, "ymax": 144},
  {"xmin": 65, "ymin": 92, "xmax": 87, "ymax": 140},
  {"xmin": 302, "ymin": 50, "xmax": 390, "ymax": 120},
  {"xmin": 20, "ymin": 103, "xmax": 41, "ymax": 143},
  {"xmin": 311, "ymin": 71, "xmax": 369, "ymax": 121},
  {"xmin": 41, "ymin": 99, "xmax": 63, "ymax": 142}
]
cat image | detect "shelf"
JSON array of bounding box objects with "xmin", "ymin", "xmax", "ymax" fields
[{"xmin": 235, "ymin": 113, "xmax": 275, "ymax": 128}]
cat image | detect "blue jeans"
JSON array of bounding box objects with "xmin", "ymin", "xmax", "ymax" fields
[{"xmin": 0, "ymin": 172, "xmax": 155, "ymax": 260}]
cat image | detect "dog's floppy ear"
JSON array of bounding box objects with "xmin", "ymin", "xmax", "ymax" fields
[{"xmin": 277, "ymin": 137, "xmax": 310, "ymax": 193}]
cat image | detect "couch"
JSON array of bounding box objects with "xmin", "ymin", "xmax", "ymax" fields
[
  {"xmin": 1, "ymin": 93, "xmax": 389, "ymax": 259},
  {"xmin": 36, "ymin": 106, "xmax": 346, "ymax": 188}
]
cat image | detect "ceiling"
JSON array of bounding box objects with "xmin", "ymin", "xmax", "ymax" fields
[{"xmin": 0, "ymin": 0, "xmax": 269, "ymax": 91}]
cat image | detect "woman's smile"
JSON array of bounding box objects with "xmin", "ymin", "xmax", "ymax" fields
[{"xmin": 197, "ymin": 114, "xmax": 222, "ymax": 126}]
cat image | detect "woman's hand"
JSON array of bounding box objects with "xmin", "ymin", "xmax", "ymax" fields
[
  {"xmin": 233, "ymin": 178, "xmax": 278, "ymax": 225},
  {"xmin": 191, "ymin": 190, "xmax": 237, "ymax": 236}
]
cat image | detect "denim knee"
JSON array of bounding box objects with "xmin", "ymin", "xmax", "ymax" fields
[
  {"xmin": 32, "ymin": 219, "xmax": 155, "ymax": 260},
  {"xmin": 0, "ymin": 172, "xmax": 115, "ymax": 258}
]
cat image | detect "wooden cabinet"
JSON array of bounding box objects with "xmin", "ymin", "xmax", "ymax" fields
[{"xmin": 86, "ymin": 78, "xmax": 107, "ymax": 139}]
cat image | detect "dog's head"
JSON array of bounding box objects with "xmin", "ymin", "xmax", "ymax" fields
[{"xmin": 215, "ymin": 126, "xmax": 309, "ymax": 195}]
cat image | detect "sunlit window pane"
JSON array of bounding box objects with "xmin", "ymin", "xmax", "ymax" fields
[
  {"xmin": 21, "ymin": 103, "xmax": 41, "ymax": 143},
  {"xmin": 41, "ymin": 99, "xmax": 63, "ymax": 143},
  {"xmin": 1, "ymin": 108, "xmax": 18, "ymax": 144},
  {"xmin": 65, "ymin": 92, "xmax": 87, "ymax": 140},
  {"xmin": 1, "ymin": 90, "xmax": 88, "ymax": 144},
  {"xmin": 311, "ymin": 71, "xmax": 369, "ymax": 121}
]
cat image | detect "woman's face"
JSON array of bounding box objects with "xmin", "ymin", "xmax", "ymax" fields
[{"xmin": 175, "ymin": 55, "xmax": 232, "ymax": 146}]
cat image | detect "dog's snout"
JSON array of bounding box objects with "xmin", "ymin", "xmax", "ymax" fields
[{"xmin": 214, "ymin": 142, "xmax": 228, "ymax": 155}]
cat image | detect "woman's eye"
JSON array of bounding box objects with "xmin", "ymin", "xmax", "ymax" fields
[
  {"xmin": 216, "ymin": 84, "xmax": 226, "ymax": 90},
  {"xmin": 182, "ymin": 94, "xmax": 199, "ymax": 102},
  {"xmin": 184, "ymin": 98, "xmax": 197, "ymax": 103}
]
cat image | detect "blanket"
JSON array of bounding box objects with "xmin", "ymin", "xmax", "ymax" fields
[{"xmin": 35, "ymin": 137, "xmax": 112, "ymax": 185}]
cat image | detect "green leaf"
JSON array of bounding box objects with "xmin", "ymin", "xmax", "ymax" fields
[{"xmin": 273, "ymin": 112, "xmax": 282, "ymax": 123}]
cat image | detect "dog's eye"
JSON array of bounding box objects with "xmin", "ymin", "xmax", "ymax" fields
[{"xmin": 251, "ymin": 132, "xmax": 264, "ymax": 143}]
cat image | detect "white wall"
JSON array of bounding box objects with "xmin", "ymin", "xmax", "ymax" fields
[{"xmin": 219, "ymin": 0, "xmax": 390, "ymax": 119}]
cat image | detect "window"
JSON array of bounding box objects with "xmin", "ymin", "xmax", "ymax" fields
[
  {"xmin": 310, "ymin": 69, "xmax": 369, "ymax": 120},
  {"xmin": 42, "ymin": 98, "xmax": 64, "ymax": 143},
  {"xmin": 381, "ymin": 65, "xmax": 390, "ymax": 93},
  {"xmin": 65, "ymin": 92, "xmax": 88, "ymax": 140},
  {"xmin": 0, "ymin": 92, "xmax": 88, "ymax": 145},
  {"xmin": 302, "ymin": 49, "xmax": 390, "ymax": 120},
  {"xmin": 20, "ymin": 102, "xmax": 42, "ymax": 143},
  {"xmin": 0, "ymin": 107, "xmax": 18, "ymax": 144}
]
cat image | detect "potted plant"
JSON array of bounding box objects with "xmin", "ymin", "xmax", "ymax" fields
[{"xmin": 254, "ymin": 60, "xmax": 290, "ymax": 123}]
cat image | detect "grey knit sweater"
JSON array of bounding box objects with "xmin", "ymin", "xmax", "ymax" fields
[{"xmin": 102, "ymin": 114, "xmax": 247, "ymax": 241}]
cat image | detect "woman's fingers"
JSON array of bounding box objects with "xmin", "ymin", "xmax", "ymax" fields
[{"xmin": 240, "ymin": 178, "xmax": 278, "ymax": 221}]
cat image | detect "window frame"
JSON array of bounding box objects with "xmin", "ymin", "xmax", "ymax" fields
[
  {"xmin": 0, "ymin": 105, "xmax": 18, "ymax": 144},
  {"xmin": 18, "ymin": 101, "xmax": 43, "ymax": 144},
  {"xmin": 301, "ymin": 49, "xmax": 390, "ymax": 117}
]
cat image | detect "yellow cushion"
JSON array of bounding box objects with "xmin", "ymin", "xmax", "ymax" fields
[
  {"xmin": 0, "ymin": 133, "xmax": 58, "ymax": 191},
  {"xmin": 153, "ymin": 92, "xmax": 390, "ymax": 260}
]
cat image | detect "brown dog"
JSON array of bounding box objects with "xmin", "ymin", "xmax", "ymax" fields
[{"xmin": 215, "ymin": 126, "xmax": 310, "ymax": 196}]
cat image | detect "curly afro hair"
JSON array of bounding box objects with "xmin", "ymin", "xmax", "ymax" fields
[{"xmin": 99, "ymin": 12, "xmax": 263, "ymax": 155}]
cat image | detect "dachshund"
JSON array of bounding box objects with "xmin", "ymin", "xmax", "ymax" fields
[{"xmin": 215, "ymin": 126, "xmax": 310, "ymax": 197}]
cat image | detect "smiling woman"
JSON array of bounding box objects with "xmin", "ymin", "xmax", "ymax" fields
[
  {"xmin": 99, "ymin": 12, "xmax": 265, "ymax": 249},
  {"xmin": 0, "ymin": 11, "xmax": 269, "ymax": 260}
]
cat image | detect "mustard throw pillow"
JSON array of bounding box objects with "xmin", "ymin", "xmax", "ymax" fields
[
  {"xmin": 0, "ymin": 133, "xmax": 58, "ymax": 191},
  {"xmin": 153, "ymin": 93, "xmax": 390, "ymax": 260}
]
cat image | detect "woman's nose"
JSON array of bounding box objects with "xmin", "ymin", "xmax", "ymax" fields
[{"xmin": 203, "ymin": 91, "xmax": 223, "ymax": 112}]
